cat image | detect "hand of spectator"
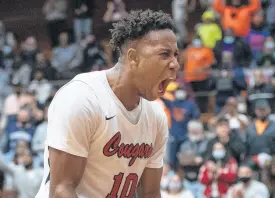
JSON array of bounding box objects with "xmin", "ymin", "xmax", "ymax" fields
[
  {"xmin": 81, "ymin": 4, "xmax": 88, "ymax": 12},
  {"xmin": 207, "ymin": 161, "xmax": 217, "ymax": 173},
  {"xmin": 107, "ymin": 2, "xmax": 115, "ymax": 11},
  {"xmin": 232, "ymin": 186, "xmax": 244, "ymax": 198},
  {"xmin": 194, "ymin": 156, "xmax": 203, "ymax": 165}
]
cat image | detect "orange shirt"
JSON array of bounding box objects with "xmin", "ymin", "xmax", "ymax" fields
[
  {"xmin": 183, "ymin": 47, "xmax": 214, "ymax": 82},
  {"xmin": 156, "ymin": 98, "xmax": 172, "ymax": 129},
  {"xmin": 255, "ymin": 120, "xmax": 269, "ymax": 135},
  {"xmin": 213, "ymin": 0, "xmax": 260, "ymax": 37}
]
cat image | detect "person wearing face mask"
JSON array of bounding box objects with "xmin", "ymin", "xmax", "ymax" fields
[
  {"xmin": 256, "ymin": 37, "xmax": 275, "ymax": 67},
  {"xmin": 28, "ymin": 70, "xmax": 52, "ymax": 105},
  {"xmin": 227, "ymin": 164, "xmax": 269, "ymax": 198},
  {"xmin": 247, "ymin": 69, "xmax": 274, "ymax": 117},
  {"xmin": 183, "ymin": 36, "xmax": 215, "ymax": 113},
  {"xmin": 214, "ymin": 28, "xmax": 252, "ymax": 69},
  {"xmin": 160, "ymin": 163, "xmax": 175, "ymax": 193},
  {"xmin": 168, "ymin": 88, "xmax": 200, "ymax": 170},
  {"xmin": 246, "ymin": 100, "xmax": 275, "ymax": 158},
  {"xmin": 199, "ymin": 142, "xmax": 237, "ymax": 198},
  {"xmin": 0, "ymin": 149, "xmax": 44, "ymax": 198},
  {"xmin": 161, "ymin": 174, "xmax": 194, "ymax": 198},
  {"xmin": 177, "ymin": 120, "xmax": 207, "ymax": 198}
]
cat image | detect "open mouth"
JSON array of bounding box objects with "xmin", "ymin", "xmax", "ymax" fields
[{"xmin": 158, "ymin": 79, "xmax": 172, "ymax": 94}]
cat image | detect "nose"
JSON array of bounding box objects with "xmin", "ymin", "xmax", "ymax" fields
[{"xmin": 169, "ymin": 57, "xmax": 180, "ymax": 72}]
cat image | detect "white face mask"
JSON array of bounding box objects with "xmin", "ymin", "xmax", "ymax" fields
[
  {"xmin": 175, "ymin": 90, "xmax": 187, "ymax": 100},
  {"xmin": 192, "ymin": 39, "xmax": 202, "ymax": 48},
  {"xmin": 265, "ymin": 42, "xmax": 275, "ymax": 49},
  {"xmin": 168, "ymin": 182, "xmax": 182, "ymax": 191},
  {"xmin": 212, "ymin": 150, "xmax": 226, "ymax": 160},
  {"xmin": 160, "ymin": 177, "xmax": 170, "ymax": 190}
]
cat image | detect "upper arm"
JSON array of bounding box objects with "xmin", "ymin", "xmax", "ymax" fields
[
  {"xmin": 47, "ymin": 81, "xmax": 101, "ymax": 194},
  {"xmin": 137, "ymin": 167, "xmax": 163, "ymax": 198},
  {"xmin": 146, "ymin": 108, "xmax": 168, "ymax": 169},
  {"xmin": 49, "ymin": 147, "xmax": 87, "ymax": 197}
]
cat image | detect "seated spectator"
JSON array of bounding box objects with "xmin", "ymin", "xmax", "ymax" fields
[
  {"xmin": 210, "ymin": 70, "xmax": 247, "ymax": 113},
  {"xmin": 213, "ymin": 28, "xmax": 252, "ymax": 69},
  {"xmin": 35, "ymin": 52, "xmax": 57, "ymax": 81},
  {"xmin": 177, "ymin": 120, "xmax": 207, "ymax": 198},
  {"xmin": 161, "ymin": 163, "xmax": 175, "ymax": 192},
  {"xmin": 246, "ymin": 100, "xmax": 275, "ymax": 158},
  {"xmin": 0, "ymin": 148, "xmax": 43, "ymax": 198},
  {"xmin": 28, "ymin": 70, "xmax": 52, "ymax": 105},
  {"xmin": 256, "ymin": 37, "xmax": 275, "ymax": 67},
  {"xmin": 20, "ymin": 36, "xmax": 39, "ymax": 67},
  {"xmin": 245, "ymin": 11, "xmax": 269, "ymax": 62},
  {"xmin": 197, "ymin": 10, "xmax": 222, "ymax": 48},
  {"xmin": 209, "ymin": 97, "xmax": 249, "ymax": 135},
  {"xmin": 182, "ymin": 35, "xmax": 215, "ymax": 112},
  {"xmin": 3, "ymin": 140, "xmax": 29, "ymax": 165},
  {"xmin": 206, "ymin": 118, "xmax": 246, "ymax": 163},
  {"xmin": 0, "ymin": 67, "xmax": 12, "ymax": 112},
  {"xmin": 227, "ymin": 164, "xmax": 269, "ymax": 198},
  {"xmin": 4, "ymin": 108, "xmax": 36, "ymax": 152},
  {"xmin": 82, "ymin": 34, "xmax": 108, "ymax": 72},
  {"xmin": 247, "ymin": 69, "xmax": 274, "ymax": 116},
  {"xmin": 3, "ymin": 82, "xmax": 33, "ymax": 116},
  {"xmin": 168, "ymin": 88, "xmax": 200, "ymax": 170},
  {"xmin": 161, "ymin": 174, "xmax": 194, "ymax": 198},
  {"xmin": 199, "ymin": 142, "xmax": 237, "ymax": 198},
  {"xmin": 32, "ymin": 104, "xmax": 49, "ymax": 167},
  {"xmin": 51, "ymin": 31, "xmax": 83, "ymax": 79},
  {"xmin": 213, "ymin": 0, "xmax": 260, "ymax": 37}
]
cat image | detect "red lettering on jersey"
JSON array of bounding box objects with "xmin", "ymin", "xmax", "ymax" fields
[{"xmin": 103, "ymin": 132, "xmax": 153, "ymax": 166}]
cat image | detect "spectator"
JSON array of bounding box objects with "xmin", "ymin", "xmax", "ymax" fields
[
  {"xmin": 42, "ymin": 0, "xmax": 68, "ymax": 47},
  {"xmin": 51, "ymin": 31, "xmax": 83, "ymax": 79},
  {"xmin": 206, "ymin": 118, "xmax": 246, "ymax": 163},
  {"xmin": 73, "ymin": 0, "xmax": 95, "ymax": 42},
  {"xmin": 82, "ymin": 34, "xmax": 107, "ymax": 72},
  {"xmin": 160, "ymin": 163, "xmax": 175, "ymax": 192},
  {"xmin": 20, "ymin": 36, "xmax": 39, "ymax": 67},
  {"xmin": 209, "ymin": 97, "xmax": 249, "ymax": 134},
  {"xmin": 199, "ymin": 142, "xmax": 238, "ymax": 198},
  {"xmin": 35, "ymin": 52, "xmax": 57, "ymax": 81},
  {"xmin": 161, "ymin": 174, "xmax": 194, "ymax": 198},
  {"xmin": 171, "ymin": 0, "xmax": 188, "ymax": 45},
  {"xmin": 247, "ymin": 69, "xmax": 274, "ymax": 116},
  {"xmin": 4, "ymin": 108, "xmax": 36, "ymax": 152},
  {"xmin": 197, "ymin": 10, "xmax": 222, "ymax": 49},
  {"xmin": 32, "ymin": 104, "xmax": 48, "ymax": 167},
  {"xmin": 213, "ymin": 28, "xmax": 252, "ymax": 69},
  {"xmin": 268, "ymin": 157, "xmax": 275, "ymax": 197},
  {"xmin": 0, "ymin": 67, "xmax": 12, "ymax": 112},
  {"xmin": 213, "ymin": 0, "xmax": 260, "ymax": 37},
  {"xmin": 103, "ymin": 0, "xmax": 127, "ymax": 23},
  {"xmin": 183, "ymin": 35, "xmax": 215, "ymax": 113},
  {"xmin": 246, "ymin": 11, "xmax": 269, "ymax": 60},
  {"xmin": 0, "ymin": 148, "xmax": 43, "ymax": 198},
  {"xmin": 3, "ymin": 140, "xmax": 29, "ymax": 165},
  {"xmin": 3, "ymin": 82, "xmax": 33, "ymax": 116},
  {"xmin": 256, "ymin": 36, "xmax": 275, "ymax": 67},
  {"xmin": 28, "ymin": 70, "xmax": 52, "ymax": 105},
  {"xmin": 210, "ymin": 70, "xmax": 247, "ymax": 113},
  {"xmin": 227, "ymin": 164, "xmax": 269, "ymax": 198},
  {"xmin": 168, "ymin": 88, "xmax": 200, "ymax": 170},
  {"xmin": 177, "ymin": 120, "xmax": 207, "ymax": 198},
  {"xmin": 267, "ymin": 0, "xmax": 275, "ymax": 36},
  {"xmin": 246, "ymin": 99, "xmax": 275, "ymax": 157}
]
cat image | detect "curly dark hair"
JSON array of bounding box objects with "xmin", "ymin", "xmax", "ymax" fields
[{"xmin": 109, "ymin": 9, "xmax": 176, "ymax": 51}]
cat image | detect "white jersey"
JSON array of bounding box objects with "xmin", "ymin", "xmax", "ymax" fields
[{"xmin": 35, "ymin": 71, "xmax": 168, "ymax": 198}]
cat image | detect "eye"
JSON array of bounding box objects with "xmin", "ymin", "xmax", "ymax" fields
[{"xmin": 160, "ymin": 52, "xmax": 170, "ymax": 58}]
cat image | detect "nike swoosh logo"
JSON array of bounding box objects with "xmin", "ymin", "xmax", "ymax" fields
[{"xmin": 105, "ymin": 115, "xmax": 116, "ymax": 120}]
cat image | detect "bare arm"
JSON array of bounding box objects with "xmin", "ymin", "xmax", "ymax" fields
[
  {"xmin": 136, "ymin": 167, "xmax": 162, "ymax": 198},
  {"xmin": 49, "ymin": 147, "xmax": 87, "ymax": 198}
]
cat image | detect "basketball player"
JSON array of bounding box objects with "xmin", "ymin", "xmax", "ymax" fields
[{"xmin": 35, "ymin": 9, "xmax": 180, "ymax": 198}]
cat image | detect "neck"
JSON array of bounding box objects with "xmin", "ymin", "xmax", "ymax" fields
[{"xmin": 106, "ymin": 64, "xmax": 140, "ymax": 111}]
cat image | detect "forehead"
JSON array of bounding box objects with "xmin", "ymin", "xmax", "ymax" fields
[{"xmin": 136, "ymin": 29, "xmax": 177, "ymax": 53}]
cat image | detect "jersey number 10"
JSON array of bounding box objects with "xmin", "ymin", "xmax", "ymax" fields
[{"xmin": 106, "ymin": 173, "xmax": 138, "ymax": 198}]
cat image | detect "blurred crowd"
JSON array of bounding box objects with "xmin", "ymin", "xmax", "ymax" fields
[{"xmin": 0, "ymin": 0, "xmax": 275, "ymax": 197}]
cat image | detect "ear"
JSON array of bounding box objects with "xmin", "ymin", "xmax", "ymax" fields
[{"xmin": 127, "ymin": 48, "xmax": 139, "ymax": 67}]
